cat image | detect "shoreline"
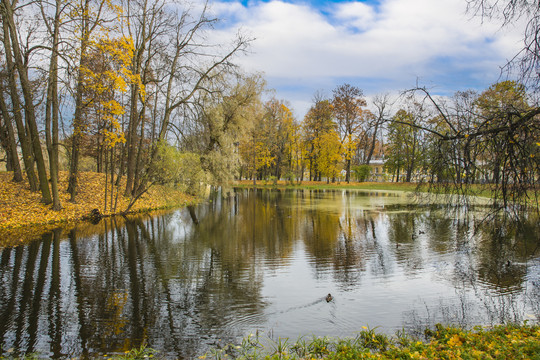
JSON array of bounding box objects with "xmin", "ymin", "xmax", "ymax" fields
[
  {"xmin": 233, "ymin": 179, "xmax": 423, "ymax": 192},
  {"xmin": 0, "ymin": 171, "xmax": 196, "ymax": 247}
]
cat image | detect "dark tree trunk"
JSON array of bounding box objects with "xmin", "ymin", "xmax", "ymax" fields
[
  {"xmin": 67, "ymin": 0, "xmax": 92, "ymax": 202},
  {"xmin": 44, "ymin": 0, "xmax": 62, "ymax": 210},
  {"xmin": 124, "ymin": 85, "xmax": 140, "ymax": 196},
  {"xmin": 0, "ymin": 95, "xmax": 22, "ymax": 182},
  {"xmin": 2, "ymin": 2, "xmax": 51, "ymax": 203},
  {"xmin": 365, "ymin": 122, "xmax": 380, "ymax": 165},
  {"xmin": 133, "ymin": 109, "xmax": 146, "ymax": 194},
  {"xmin": 1, "ymin": 20, "xmax": 37, "ymax": 189}
]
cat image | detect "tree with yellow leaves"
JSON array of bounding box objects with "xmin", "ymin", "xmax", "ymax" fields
[
  {"xmin": 316, "ymin": 130, "xmax": 343, "ymax": 183},
  {"xmin": 67, "ymin": 0, "xmax": 126, "ymax": 202},
  {"xmin": 281, "ymin": 104, "xmax": 306, "ymax": 183},
  {"xmin": 304, "ymin": 93, "xmax": 335, "ymax": 181},
  {"xmin": 75, "ymin": 35, "xmax": 140, "ymax": 212}
]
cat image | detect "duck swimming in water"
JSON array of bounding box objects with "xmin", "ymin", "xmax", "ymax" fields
[{"xmin": 326, "ymin": 293, "xmax": 333, "ymax": 302}]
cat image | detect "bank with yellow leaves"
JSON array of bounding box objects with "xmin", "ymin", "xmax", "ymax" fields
[{"xmin": 0, "ymin": 171, "xmax": 195, "ymax": 247}]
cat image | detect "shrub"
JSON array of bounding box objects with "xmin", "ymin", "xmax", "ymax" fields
[{"xmin": 353, "ymin": 165, "xmax": 371, "ymax": 182}]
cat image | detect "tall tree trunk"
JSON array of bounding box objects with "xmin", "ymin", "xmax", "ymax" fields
[
  {"xmin": 132, "ymin": 111, "xmax": 146, "ymax": 193},
  {"xmin": 44, "ymin": 0, "xmax": 62, "ymax": 210},
  {"xmin": 365, "ymin": 122, "xmax": 380, "ymax": 165},
  {"xmin": 67, "ymin": 0, "xmax": 92, "ymax": 202},
  {"xmin": 0, "ymin": 93, "xmax": 22, "ymax": 182},
  {"xmin": 0, "ymin": 122, "xmax": 12, "ymax": 170},
  {"xmin": 67, "ymin": 64, "xmax": 86, "ymax": 202},
  {"xmin": 1, "ymin": 19, "xmax": 38, "ymax": 190},
  {"xmin": 116, "ymin": 142, "xmax": 126, "ymax": 186},
  {"xmin": 123, "ymin": 0, "xmax": 150, "ymax": 196},
  {"xmin": 2, "ymin": 1, "xmax": 52, "ymax": 203},
  {"xmin": 124, "ymin": 84, "xmax": 140, "ymax": 196}
]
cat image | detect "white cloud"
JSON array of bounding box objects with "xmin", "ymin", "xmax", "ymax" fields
[
  {"xmin": 332, "ymin": 2, "xmax": 377, "ymax": 31},
  {"xmin": 207, "ymin": 0, "xmax": 526, "ymax": 117}
]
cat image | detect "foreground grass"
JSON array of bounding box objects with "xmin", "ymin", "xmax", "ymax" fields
[
  {"xmin": 5, "ymin": 323, "xmax": 535, "ymax": 359},
  {"xmin": 200, "ymin": 323, "xmax": 540, "ymax": 359},
  {"xmin": 0, "ymin": 171, "xmax": 195, "ymax": 246}
]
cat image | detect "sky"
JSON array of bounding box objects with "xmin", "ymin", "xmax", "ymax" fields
[{"xmin": 205, "ymin": 0, "xmax": 525, "ymax": 117}]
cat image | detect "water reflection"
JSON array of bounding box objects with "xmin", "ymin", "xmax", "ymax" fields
[{"xmin": 0, "ymin": 189, "xmax": 538, "ymax": 358}]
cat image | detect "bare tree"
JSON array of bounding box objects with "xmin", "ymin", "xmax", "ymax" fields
[
  {"xmin": 402, "ymin": 83, "xmax": 539, "ymax": 216},
  {"xmin": 332, "ymin": 84, "xmax": 366, "ymax": 182},
  {"xmin": 365, "ymin": 93, "xmax": 392, "ymax": 165},
  {"xmin": 467, "ymin": 0, "xmax": 540, "ymax": 92},
  {"xmin": 118, "ymin": 0, "xmax": 252, "ymax": 204},
  {"xmin": 40, "ymin": 0, "xmax": 67, "ymax": 210},
  {"xmin": 0, "ymin": 20, "xmax": 38, "ymax": 190}
]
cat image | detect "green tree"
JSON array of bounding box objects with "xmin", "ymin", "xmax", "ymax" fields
[
  {"xmin": 405, "ymin": 82, "xmax": 539, "ymax": 215},
  {"xmin": 385, "ymin": 109, "xmax": 424, "ymax": 182},
  {"xmin": 352, "ymin": 165, "xmax": 371, "ymax": 182},
  {"xmin": 198, "ymin": 74, "xmax": 265, "ymax": 185},
  {"xmin": 475, "ymin": 81, "xmax": 538, "ymax": 207}
]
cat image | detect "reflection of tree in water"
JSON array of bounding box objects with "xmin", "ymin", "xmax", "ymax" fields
[
  {"xmin": 332, "ymin": 202, "xmax": 368, "ymax": 288},
  {"xmin": 0, "ymin": 230, "xmax": 68, "ymax": 358},
  {"xmin": 475, "ymin": 219, "xmax": 538, "ymax": 291},
  {"xmin": 301, "ymin": 195, "xmax": 341, "ymax": 274},
  {"xmin": 0, "ymin": 208, "xmax": 269, "ymax": 359},
  {"xmin": 386, "ymin": 206, "xmax": 427, "ymax": 274},
  {"xmin": 401, "ymin": 213, "xmax": 540, "ymax": 337},
  {"xmin": 192, "ymin": 188, "xmax": 297, "ymax": 267}
]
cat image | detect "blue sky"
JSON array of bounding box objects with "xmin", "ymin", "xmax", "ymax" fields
[{"xmin": 207, "ymin": 0, "xmax": 524, "ymax": 117}]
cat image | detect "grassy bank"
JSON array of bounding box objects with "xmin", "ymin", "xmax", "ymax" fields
[
  {"xmin": 233, "ymin": 180, "xmax": 504, "ymax": 200},
  {"xmin": 200, "ymin": 323, "xmax": 540, "ymax": 359},
  {"xmin": 0, "ymin": 171, "xmax": 195, "ymax": 246},
  {"xmin": 1, "ymin": 324, "xmax": 537, "ymax": 359},
  {"xmin": 234, "ymin": 180, "xmax": 423, "ymax": 192},
  {"xmin": 6, "ymin": 323, "xmax": 533, "ymax": 359}
]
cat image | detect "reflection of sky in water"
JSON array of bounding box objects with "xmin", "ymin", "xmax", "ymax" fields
[{"xmin": 0, "ymin": 189, "xmax": 538, "ymax": 359}]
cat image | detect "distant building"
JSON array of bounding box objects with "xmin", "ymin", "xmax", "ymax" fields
[{"xmin": 365, "ymin": 158, "xmax": 386, "ymax": 182}]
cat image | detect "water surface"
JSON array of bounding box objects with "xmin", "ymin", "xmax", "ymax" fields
[{"xmin": 0, "ymin": 188, "xmax": 539, "ymax": 358}]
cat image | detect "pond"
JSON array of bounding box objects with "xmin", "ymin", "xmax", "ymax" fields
[{"xmin": 0, "ymin": 188, "xmax": 539, "ymax": 358}]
